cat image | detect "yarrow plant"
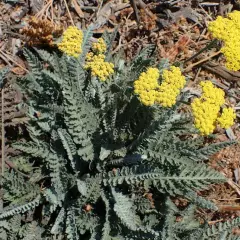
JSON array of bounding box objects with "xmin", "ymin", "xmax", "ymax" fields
[
  {"xmin": 0, "ymin": 24, "xmax": 238, "ymax": 240},
  {"xmin": 191, "ymin": 81, "xmax": 236, "ymax": 135},
  {"xmin": 57, "ymin": 26, "xmax": 83, "ymax": 58},
  {"xmin": 134, "ymin": 66, "xmax": 186, "ymax": 107},
  {"xmin": 208, "ymin": 10, "xmax": 240, "ymax": 71}
]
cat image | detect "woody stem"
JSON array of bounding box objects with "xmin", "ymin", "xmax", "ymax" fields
[{"xmin": 184, "ymin": 50, "xmax": 221, "ymax": 73}]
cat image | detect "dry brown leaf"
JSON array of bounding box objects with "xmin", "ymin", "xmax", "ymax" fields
[
  {"xmin": 11, "ymin": 67, "xmax": 26, "ymax": 75},
  {"xmin": 162, "ymin": 35, "xmax": 190, "ymax": 62},
  {"xmin": 10, "ymin": 56, "xmax": 27, "ymax": 75},
  {"xmin": 139, "ymin": 9, "xmax": 156, "ymax": 30}
]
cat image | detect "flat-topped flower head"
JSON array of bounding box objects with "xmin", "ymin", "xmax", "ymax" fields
[
  {"xmin": 200, "ymin": 81, "xmax": 225, "ymax": 106},
  {"xmin": 161, "ymin": 66, "xmax": 186, "ymax": 89},
  {"xmin": 191, "ymin": 98, "xmax": 219, "ymax": 135},
  {"xmin": 155, "ymin": 66, "xmax": 186, "ymax": 107},
  {"xmin": 85, "ymin": 54, "xmax": 114, "ymax": 81},
  {"xmin": 134, "ymin": 66, "xmax": 185, "ymax": 107},
  {"xmin": 191, "ymin": 81, "xmax": 236, "ymax": 135},
  {"xmin": 134, "ymin": 67, "xmax": 160, "ymax": 106},
  {"xmin": 217, "ymin": 107, "xmax": 236, "ymax": 129},
  {"xmin": 134, "ymin": 68, "xmax": 159, "ymax": 92},
  {"xmin": 92, "ymin": 38, "xmax": 107, "ymax": 54},
  {"xmin": 57, "ymin": 26, "xmax": 83, "ymax": 58},
  {"xmin": 208, "ymin": 11, "xmax": 240, "ymax": 71}
]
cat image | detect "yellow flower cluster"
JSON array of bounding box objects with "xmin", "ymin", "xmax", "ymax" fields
[
  {"xmin": 155, "ymin": 66, "xmax": 186, "ymax": 107},
  {"xmin": 92, "ymin": 38, "xmax": 107, "ymax": 54},
  {"xmin": 57, "ymin": 26, "xmax": 83, "ymax": 58},
  {"xmin": 208, "ymin": 11, "xmax": 240, "ymax": 71},
  {"xmin": 134, "ymin": 68, "xmax": 160, "ymax": 106},
  {"xmin": 191, "ymin": 81, "xmax": 236, "ymax": 135},
  {"xmin": 134, "ymin": 66, "xmax": 186, "ymax": 107},
  {"xmin": 217, "ymin": 107, "xmax": 236, "ymax": 129},
  {"xmin": 85, "ymin": 52, "xmax": 114, "ymax": 81},
  {"xmin": 199, "ymin": 81, "xmax": 225, "ymax": 105}
]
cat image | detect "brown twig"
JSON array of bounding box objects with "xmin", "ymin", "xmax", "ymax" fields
[
  {"xmin": 96, "ymin": 0, "xmax": 103, "ymax": 17},
  {"xmin": 5, "ymin": 160, "xmax": 30, "ymax": 179},
  {"xmin": 184, "ymin": 39, "xmax": 218, "ymax": 64},
  {"xmin": 136, "ymin": 0, "xmax": 155, "ymax": 19},
  {"xmin": 184, "ymin": 50, "xmax": 221, "ymax": 73},
  {"xmin": 63, "ymin": 0, "xmax": 75, "ymax": 25},
  {"xmin": 208, "ymin": 219, "xmax": 224, "ymax": 225},
  {"xmin": 111, "ymin": 36, "xmax": 123, "ymax": 54},
  {"xmin": 130, "ymin": 0, "xmax": 140, "ymax": 24},
  {"xmin": 218, "ymin": 197, "xmax": 240, "ymax": 201},
  {"xmin": 51, "ymin": 0, "xmax": 54, "ymax": 22},
  {"xmin": 36, "ymin": 0, "xmax": 52, "ymax": 19},
  {"xmin": 0, "ymin": 50, "xmax": 29, "ymax": 73},
  {"xmin": 0, "ymin": 53, "xmax": 12, "ymax": 66},
  {"xmin": 186, "ymin": 67, "xmax": 202, "ymax": 88},
  {"xmin": 227, "ymin": 179, "xmax": 240, "ymax": 196},
  {"xmin": 218, "ymin": 205, "xmax": 240, "ymax": 212},
  {"xmin": 202, "ymin": 61, "xmax": 240, "ymax": 82}
]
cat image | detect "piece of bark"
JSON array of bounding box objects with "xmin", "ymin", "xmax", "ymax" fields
[
  {"xmin": 130, "ymin": 0, "xmax": 140, "ymax": 24},
  {"xmin": 159, "ymin": 7, "xmax": 202, "ymax": 28},
  {"xmin": 202, "ymin": 61, "xmax": 240, "ymax": 82}
]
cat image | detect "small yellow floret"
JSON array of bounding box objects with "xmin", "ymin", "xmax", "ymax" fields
[
  {"xmin": 208, "ymin": 11, "xmax": 240, "ymax": 71},
  {"xmin": 92, "ymin": 38, "xmax": 107, "ymax": 54},
  {"xmin": 85, "ymin": 53, "xmax": 114, "ymax": 81},
  {"xmin": 57, "ymin": 26, "xmax": 83, "ymax": 58},
  {"xmin": 217, "ymin": 107, "xmax": 236, "ymax": 129}
]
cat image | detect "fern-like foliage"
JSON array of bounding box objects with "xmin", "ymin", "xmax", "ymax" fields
[
  {"xmin": 1, "ymin": 28, "xmax": 238, "ymax": 239},
  {"xmin": 0, "ymin": 70, "xmax": 27, "ymax": 172}
]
